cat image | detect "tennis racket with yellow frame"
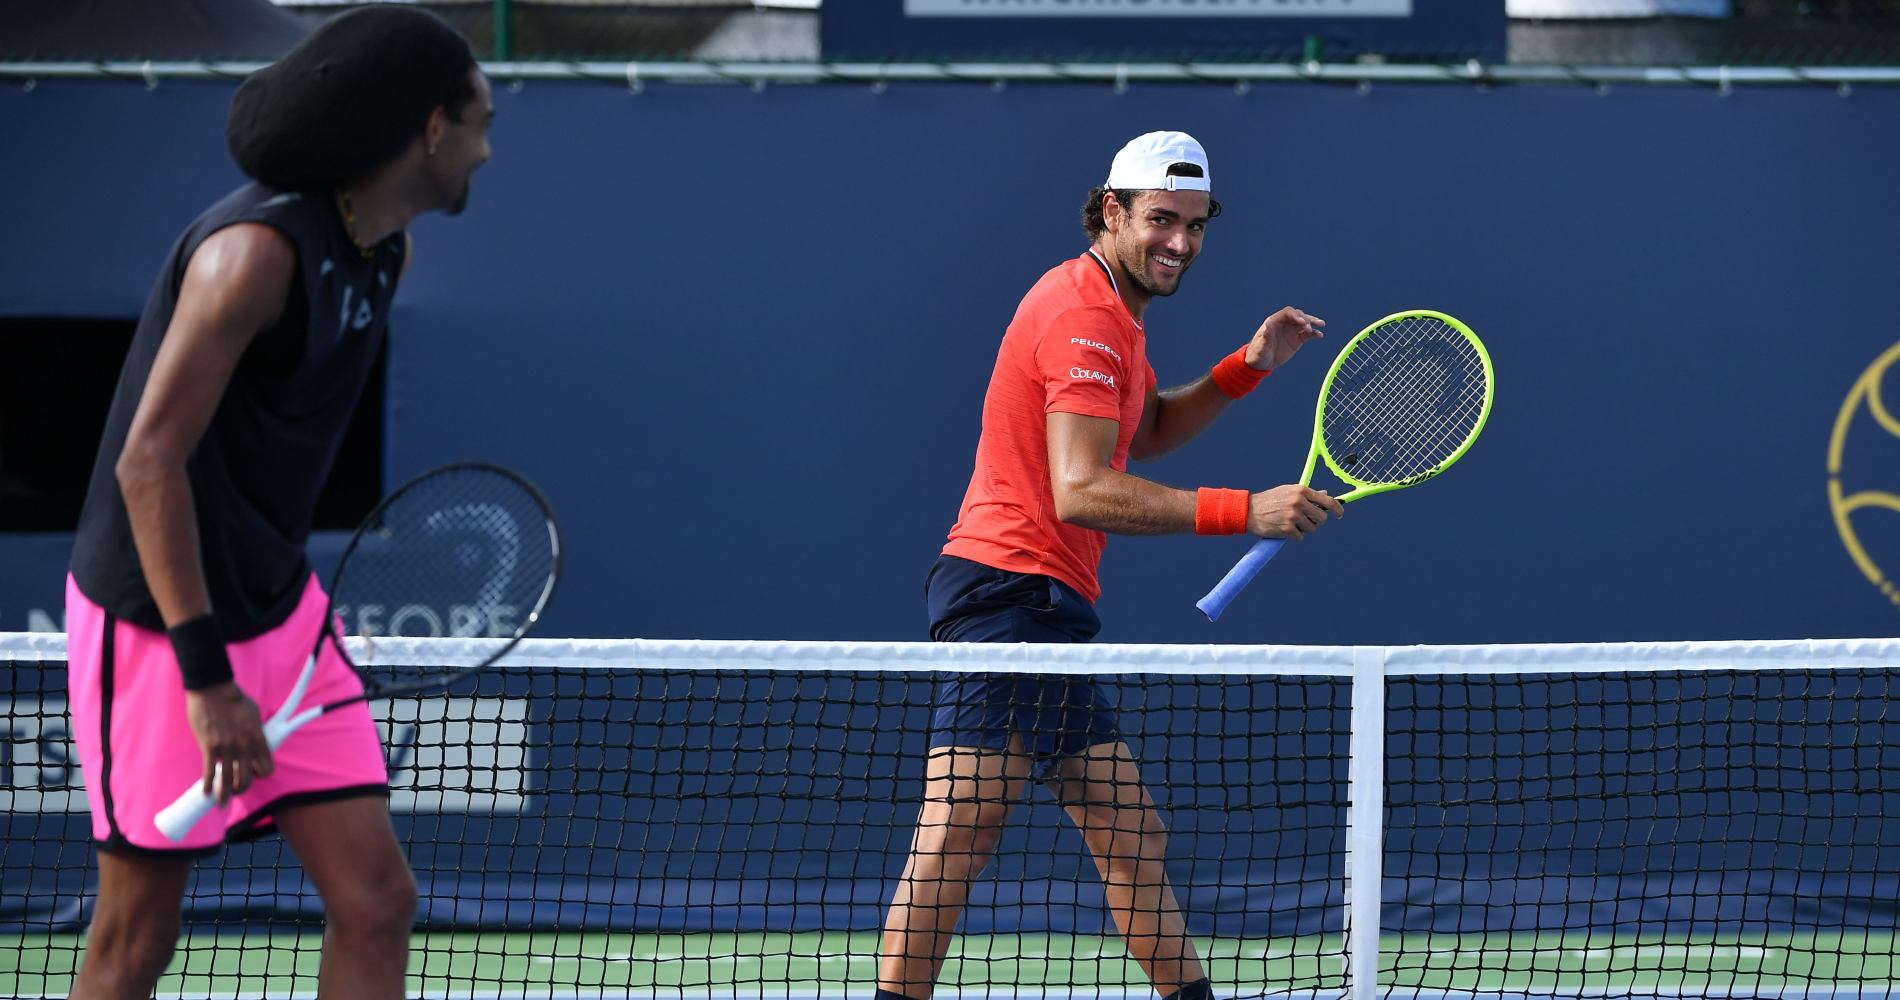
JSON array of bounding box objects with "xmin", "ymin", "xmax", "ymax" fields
[{"xmin": 1197, "ymin": 309, "xmax": 1495, "ymax": 621}]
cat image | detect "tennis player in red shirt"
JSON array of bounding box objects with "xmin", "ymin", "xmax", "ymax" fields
[{"xmin": 875, "ymin": 131, "xmax": 1344, "ymax": 1000}]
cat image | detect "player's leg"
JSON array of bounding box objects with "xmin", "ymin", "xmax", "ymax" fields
[
  {"xmin": 876, "ymin": 738, "xmax": 1032, "ymax": 1000},
  {"xmin": 228, "ymin": 577, "xmax": 412, "ymax": 996},
  {"xmin": 275, "ymin": 795, "xmax": 418, "ymax": 998},
  {"xmin": 212, "ymin": 574, "xmax": 412, "ymax": 994},
  {"xmin": 68, "ymin": 853, "xmax": 193, "ymax": 999},
  {"xmin": 64, "ymin": 577, "xmax": 219, "ymax": 998},
  {"xmin": 1045, "ymin": 740, "xmax": 1211, "ymax": 1000},
  {"xmin": 881, "ymin": 557, "xmax": 1093, "ymax": 998}
]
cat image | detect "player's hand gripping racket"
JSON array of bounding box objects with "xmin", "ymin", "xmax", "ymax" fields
[
  {"xmin": 1197, "ymin": 309, "xmax": 1494, "ymax": 622},
  {"xmin": 155, "ymin": 461, "xmax": 562, "ymax": 841}
]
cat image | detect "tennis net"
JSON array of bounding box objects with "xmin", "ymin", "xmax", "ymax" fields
[{"xmin": 3, "ymin": 634, "xmax": 1897, "ymax": 999}]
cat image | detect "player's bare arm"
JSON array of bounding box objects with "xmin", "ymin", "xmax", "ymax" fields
[
  {"xmin": 117, "ymin": 222, "xmax": 295, "ymax": 801},
  {"xmin": 1049, "ymin": 411, "xmax": 1198, "ymax": 534},
  {"xmin": 1049, "ymin": 411, "xmax": 1340, "ymax": 538}
]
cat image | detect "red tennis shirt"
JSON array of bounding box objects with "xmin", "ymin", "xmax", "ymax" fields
[{"xmin": 942, "ymin": 250, "xmax": 1156, "ymax": 603}]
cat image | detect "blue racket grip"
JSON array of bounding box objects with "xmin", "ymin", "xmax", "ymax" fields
[{"xmin": 1196, "ymin": 537, "xmax": 1288, "ymax": 622}]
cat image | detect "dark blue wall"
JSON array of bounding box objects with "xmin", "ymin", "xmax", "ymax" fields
[{"xmin": 3, "ymin": 77, "xmax": 1898, "ymax": 645}]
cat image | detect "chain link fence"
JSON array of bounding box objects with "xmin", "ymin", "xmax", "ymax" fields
[
  {"xmin": 1511, "ymin": 0, "xmax": 1900, "ymax": 65},
  {"xmin": 308, "ymin": 1, "xmax": 1900, "ymax": 66},
  {"xmin": 4, "ymin": 0, "xmax": 1898, "ymax": 68}
]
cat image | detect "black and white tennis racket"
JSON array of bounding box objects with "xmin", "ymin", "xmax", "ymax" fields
[{"xmin": 156, "ymin": 461, "xmax": 561, "ymax": 841}]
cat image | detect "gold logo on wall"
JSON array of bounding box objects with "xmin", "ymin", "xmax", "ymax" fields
[{"xmin": 1829, "ymin": 341, "xmax": 1900, "ymax": 612}]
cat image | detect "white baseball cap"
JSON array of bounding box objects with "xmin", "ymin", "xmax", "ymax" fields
[{"xmin": 1105, "ymin": 131, "xmax": 1212, "ymax": 192}]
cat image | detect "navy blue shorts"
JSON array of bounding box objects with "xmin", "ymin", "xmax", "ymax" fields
[{"xmin": 924, "ymin": 555, "xmax": 1121, "ymax": 775}]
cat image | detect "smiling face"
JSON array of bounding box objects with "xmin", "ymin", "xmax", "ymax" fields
[
  {"xmin": 1103, "ymin": 188, "xmax": 1211, "ymax": 301},
  {"xmin": 424, "ymin": 67, "xmax": 495, "ymax": 216}
]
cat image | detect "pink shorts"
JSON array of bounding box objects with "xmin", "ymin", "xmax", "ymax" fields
[{"xmin": 65, "ymin": 574, "xmax": 389, "ymax": 855}]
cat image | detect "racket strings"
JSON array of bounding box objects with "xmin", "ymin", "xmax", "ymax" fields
[
  {"xmin": 334, "ymin": 465, "xmax": 560, "ymax": 691},
  {"xmin": 1322, "ymin": 317, "xmax": 1489, "ymax": 483},
  {"xmin": 1332, "ymin": 360, "xmax": 1483, "ymax": 480},
  {"xmin": 1353, "ymin": 353, "xmax": 1482, "ymax": 473},
  {"xmin": 1341, "ymin": 366, "xmax": 1485, "ymax": 478}
]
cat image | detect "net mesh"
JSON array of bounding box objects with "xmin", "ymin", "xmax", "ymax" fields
[
  {"xmin": 1385, "ymin": 666, "xmax": 1900, "ymax": 996},
  {"xmin": 3, "ymin": 635, "xmax": 1898, "ymax": 999}
]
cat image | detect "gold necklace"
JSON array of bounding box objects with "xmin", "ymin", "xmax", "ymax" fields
[{"xmin": 337, "ymin": 188, "xmax": 377, "ymax": 259}]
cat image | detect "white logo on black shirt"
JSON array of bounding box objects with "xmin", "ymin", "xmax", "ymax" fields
[{"xmin": 337, "ymin": 286, "xmax": 375, "ymax": 338}]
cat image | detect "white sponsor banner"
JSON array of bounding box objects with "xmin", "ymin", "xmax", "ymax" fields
[
  {"xmin": 380, "ymin": 698, "xmax": 530, "ymax": 814},
  {"xmin": 1508, "ymin": 0, "xmax": 1727, "ymax": 15},
  {"xmin": 907, "ymin": 0, "xmax": 1412, "ymax": 16},
  {"xmin": 2, "ymin": 698, "xmax": 78, "ymax": 812},
  {"xmin": 2, "ymin": 697, "xmax": 529, "ymax": 814}
]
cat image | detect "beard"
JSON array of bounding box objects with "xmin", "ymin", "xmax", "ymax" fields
[
  {"xmin": 442, "ymin": 172, "xmax": 473, "ymax": 216},
  {"xmin": 1116, "ymin": 234, "xmax": 1189, "ymax": 298},
  {"xmin": 431, "ymin": 163, "xmax": 473, "ymax": 216}
]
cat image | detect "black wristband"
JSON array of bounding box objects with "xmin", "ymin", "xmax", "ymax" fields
[
  {"xmin": 1162, "ymin": 980, "xmax": 1215, "ymax": 1000},
  {"xmin": 167, "ymin": 614, "xmax": 234, "ymax": 691}
]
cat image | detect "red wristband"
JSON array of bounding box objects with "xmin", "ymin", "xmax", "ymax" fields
[
  {"xmin": 1194, "ymin": 487, "xmax": 1251, "ymax": 536},
  {"xmin": 1210, "ymin": 346, "xmax": 1270, "ymax": 399}
]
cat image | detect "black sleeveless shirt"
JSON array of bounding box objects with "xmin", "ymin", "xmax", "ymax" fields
[{"xmin": 70, "ymin": 183, "xmax": 403, "ymax": 640}]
